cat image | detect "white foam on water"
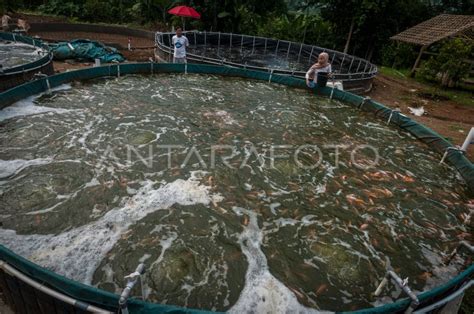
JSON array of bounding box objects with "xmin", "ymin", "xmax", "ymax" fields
[
  {"xmin": 148, "ymin": 229, "xmax": 178, "ymax": 268},
  {"xmin": 203, "ymin": 110, "xmax": 239, "ymax": 126},
  {"xmin": 151, "ymin": 91, "xmax": 167, "ymax": 101},
  {"xmin": 269, "ymin": 202, "xmax": 281, "ymax": 215},
  {"xmin": 140, "ymin": 229, "xmax": 178, "ymax": 300},
  {"xmin": 23, "ymin": 170, "xmax": 103, "ymax": 216},
  {"xmin": 228, "ymin": 207, "xmax": 329, "ymax": 314},
  {"xmin": 76, "ymin": 115, "xmax": 106, "ymax": 154},
  {"xmin": 0, "ymin": 171, "xmax": 223, "ymax": 284},
  {"xmin": 139, "ymin": 253, "xmax": 152, "ymax": 263},
  {"xmin": 0, "ymin": 157, "xmax": 53, "ymax": 179},
  {"xmin": 315, "ymin": 184, "xmax": 326, "ymax": 194},
  {"xmin": 0, "ymin": 84, "xmax": 74, "ymax": 122}
]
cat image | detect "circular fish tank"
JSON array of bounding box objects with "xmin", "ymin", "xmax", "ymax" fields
[
  {"xmin": 0, "ymin": 63, "xmax": 472, "ymax": 313},
  {"xmin": 0, "ymin": 33, "xmax": 54, "ymax": 92},
  {"xmin": 155, "ymin": 31, "xmax": 378, "ymax": 94}
]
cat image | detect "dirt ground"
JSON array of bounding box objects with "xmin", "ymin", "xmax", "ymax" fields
[
  {"xmin": 11, "ymin": 12, "xmax": 68, "ymax": 24},
  {"xmin": 31, "ymin": 31, "xmax": 155, "ymax": 49},
  {"xmin": 371, "ymin": 74, "xmax": 474, "ymax": 159}
]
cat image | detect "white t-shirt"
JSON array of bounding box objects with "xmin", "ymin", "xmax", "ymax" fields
[
  {"xmin": 305, "ymin": 64, "xmax": 332, "ymax": 82},
  {"xmin": 2, "ymin": 15, "xmax": 11, "ymax": 27},
  {"xmin": 172, "ymin": 35, "xmax": 189, "ymax": 59}
]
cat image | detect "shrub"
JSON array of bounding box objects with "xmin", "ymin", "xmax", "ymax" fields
[
  {"xmin": 419, "ymin": 38, "xmax": 473, "ymax": 87},
  {"xmin": 83, "ymin": 0, "xmax": 115, "ymax": 22},
  {"xmin": 38, "ymin": 0, "xmax": 81, "ymax": 18},
  {"xmin": 380, "ymin": 42, "xmax": 418, "ymax": 68},
  {"xmin": 257, "ymin": 13, "xmax": 332, "ymax": 47}
]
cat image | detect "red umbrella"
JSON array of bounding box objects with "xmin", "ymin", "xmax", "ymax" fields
[
  {"xmin": 168, "ymin": 6, "xmax": 201, "ymax": 30},
  {"xmin": 168, "ymin": 6, "xmax": 201, "ymax": 19}
]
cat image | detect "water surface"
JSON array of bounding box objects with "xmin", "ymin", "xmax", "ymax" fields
[
  {"xmin": 0, "ymin": 74, "xmax": 470, "ymax": 312},
  {"xmin": 0, "ymin": 40, "xmax": 45, "ymax": 69}
]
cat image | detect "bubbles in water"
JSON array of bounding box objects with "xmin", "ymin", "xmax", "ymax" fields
[{"xmin": 0, "ymin": 74, "xmax": 470, "ymax": 312}]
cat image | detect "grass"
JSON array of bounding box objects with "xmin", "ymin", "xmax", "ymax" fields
[
  {"xmin": 378, "ymin": 66, "xmax": 411, "ymax": 79},
  {"xmin": 422, "ymin": 86, "xmax": 474, "ymax": 107},
  {"xmin": 378, "ymin": 66, "xmax": 474, "ymax": 107},
  {"xmin": 448, "ymin": 123, "xmax": 467, "ymax": 132}
]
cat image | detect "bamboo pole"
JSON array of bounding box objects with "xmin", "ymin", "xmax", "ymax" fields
[{"xmin": 410, "ymin": 45, "xmax": 428, "ymax": 77}]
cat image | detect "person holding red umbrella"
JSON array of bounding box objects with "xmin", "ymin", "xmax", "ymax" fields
[{"xmin": 172, "ymin": 27, "xmax": 189, "ymax": 64}]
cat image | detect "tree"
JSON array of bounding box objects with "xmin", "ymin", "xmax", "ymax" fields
[
  {"xmin": 1, "ymin": 0, "xmax": 25, "ymax": 13},
  {"xmin": 300, "ymin": 0, "xmax": 433, "ymax": 61},
  {"xmin": 192, "ymin": 0, "xmax": 287, "ymax": 33},
  {"xmin": 438, "ymin": 0, "xmax": 474, "ymax": 14},
  {"xmin": 419, "ymin": 38, "xmax": 474, "ymax": 87}
]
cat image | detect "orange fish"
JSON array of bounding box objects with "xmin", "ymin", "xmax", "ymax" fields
[
  {"xmin": 294, "ymin": 271, "xmax": 310, "ymax": 282},
  {"xmin": 368, "ymin": 171, "xmax": 391, "ymax": 181},
  {"xmin": 372, "ymin": 188, "xmax": 393, "ymax": 198},
  {"xmin": 362, "ymin": 189, "xmax": 377, "ymax": 199},
  {"xmin": 289, "ymin": 287, "xmax": 305, "ymax": 299},
  {"xmin": 346, "ymin": 194, "xmax": 366, "ymax": 206},
  {"xmin": 418, "ymin": 272, "xmax": 432, "ymax": 281},
  {"xmin": 35, "ymin": 214, "xmax": 41, "ymax": 226},
  {"xmin": 360, "ymin": 223, "xmax": 369, "ymax": 230},
  {"xmin": 371, "ymin": 238, "xmax": 379, "ymax": 247},
  {"xmin": 401, "ymin": 175, "xmax": 415, "ymax": 183},
  {"xmin": 216, "ymin": 207, "xmax": 227, "ymax": 214},
  {"xmin": 246, "ymin": 193, "xmax": 258, "ymax": 200},
  {"xmin": 457, "ymin": 232, "xmax": 471, "ymax": 240},
  {"xmin": 119, "ymin": 177, "xmax": 128, "ymax": 188},
  {"xmin": 315, "ymin": 284, "xmax": 328, "ymax": 296}
]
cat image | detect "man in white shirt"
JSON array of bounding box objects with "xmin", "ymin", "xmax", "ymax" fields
[{"xmin": 171, "ymin": 27, "xmax": 189, "ymax": 64}]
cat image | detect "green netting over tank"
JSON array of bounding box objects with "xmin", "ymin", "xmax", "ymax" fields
[
  {"xmin": 0, "ymin": 62, "xmax": 473, "ymax": 314},
  {"xmin": 0, "ymin": 32, "xmax": 53, "ymax": 75},
  {"xmin": 50, "ymin": 39, "xmax": 125, "ymax": 63}
]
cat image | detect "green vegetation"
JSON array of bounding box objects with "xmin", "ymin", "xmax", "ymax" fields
[
  {"xmin": 422, "ymin": 85, "xmax": 474, "ymax": 107},
  {"xmin": 381, "ymin": 42, "xmax": 419, "ymax": 69},
  {"xmin": 378, "ymin": 66, "xmax": 410, "ymax": 79},
  {"xmin": 2, "ymin": 0, "xmax": 473, "ymax": 62},
  {"xmin": 379, "ymin": 66, "xmax": 474, "ymax": 107},
  {"xmin": 419, "ymin": 38, "xmax": 474, "ymax": 87}
]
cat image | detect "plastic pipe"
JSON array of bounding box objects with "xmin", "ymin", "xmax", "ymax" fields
[
  {"xmin": 461, "ymin": 127, "xmax": 474, "ymax": 152},
  {"xmin": 414, "ymin": 280, "xmax": 473, "ymax": 313},
  {"xmin": 374, "ymin": 270, "xmax": 419, "ymax": 313},
  {"xmin": 119, "ymin": 263, "xmax": 146, "ymax": 311}
]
